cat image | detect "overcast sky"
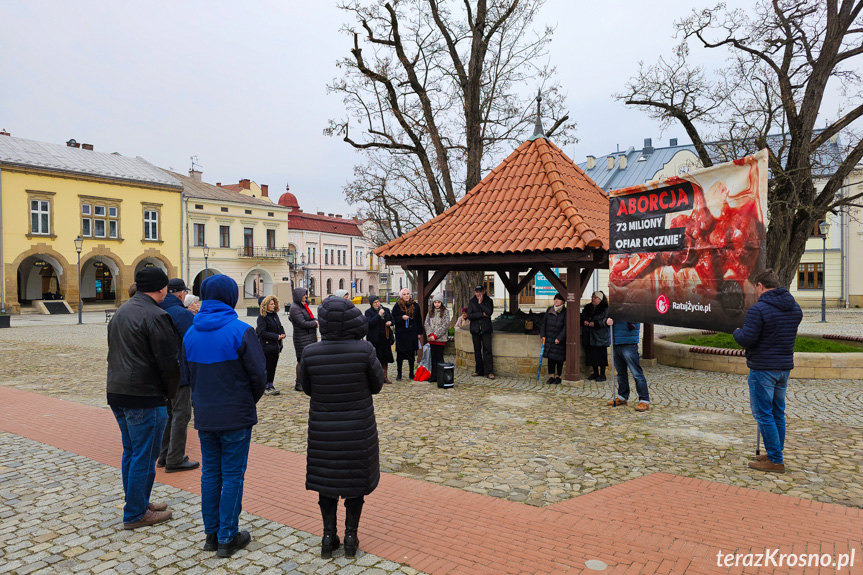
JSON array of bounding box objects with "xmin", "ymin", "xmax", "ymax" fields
[{"xmin": 1, "ymin": 0, "xmax": 848, "ymax": 214}]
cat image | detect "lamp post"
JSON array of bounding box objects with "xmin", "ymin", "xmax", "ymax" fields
[
  {"xmin": 819, "ymin": 220, "xmax": 830, "ymax": 323},
  {"xmin": 202, "ymin": 244, "xmax": 210, "ymax": 276},
  {"xmin": 74, "ymin": 236, "xmax": 83, "ymax": 325}
]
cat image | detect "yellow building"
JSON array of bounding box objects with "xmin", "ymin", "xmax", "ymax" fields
[{"xmin": 0, "ymin": 134, "xmax": 183, "ymax": 313}]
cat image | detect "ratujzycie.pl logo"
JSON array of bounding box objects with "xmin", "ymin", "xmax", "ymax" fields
[{"xmin": 656, "ymin": 295, "xmax": 670, "ymax": 314}]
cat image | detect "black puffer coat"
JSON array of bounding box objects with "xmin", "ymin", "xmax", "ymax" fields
[
  {"xmin": 540, "ymin": 306, "xmax": 567, "ymax": 362},
  {"xmin": 299, "ymin": 297, "xmax": 385, "ymax": 498},
  {"xmin": 467, "ymin": 295, "xmax": 493, "ymax": 334},
  {"xmin": 289, "ymin": 287, "xmax": 318, "ymax": 357}
]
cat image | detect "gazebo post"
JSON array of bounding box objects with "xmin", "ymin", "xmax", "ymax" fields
[
  {"xmin": 416, "ymin": 268, "xmax": 428, "ymax": 329},
  {"xmin": 643, "ymin": 324, "xmax": 655, "ymax": 359},
  {"xmin": 565, "ymin": 265, "xmax": 582, "ymax": 382},
  {"xmin": 509, "ymin": 271, "xmax": 519, "ymax": 314}
]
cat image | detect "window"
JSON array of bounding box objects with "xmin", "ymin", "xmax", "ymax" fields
[
  {"xmin": 245, "ymin": 209, "xmax": 252, "ymax": 215},
  {"xmin": 81, "ymin": 197, "xmax": 120, "ymax": 239},
  {"xmin": 326, "ymin": 279, "xmax": 332, "ymax": 294},
  {"xmin": 339, "ymin": 278, "xmax": 345, "ymax": 290},
  {"xmin": 219, "ymin": 225, "xmax": 230, "ymax": 248},
  {"xmin": 268, "ymin": 212, "xmax": 274, "ymax": 217},
  {"xmin": 798, "ymin": 263, "xmax": 824, "ymax": 290},
  {"xmin": 30, "ymin": 199, "xmax": 50, "ymax": 235},
  {"xmin": 193, "ymin": 223, "xmax": 205, "ymax": 247},
  {"xmin": 484, "ymin": 274, "xmax": 496, "ymax": 298},
  {"xmin": 243, "ymin": 228, "xmax": 253, "ymax": 256},
  {"xmin": 221, "ymin": 207, "xmax": 228, "ymax": 213},
  {"xmin": 144, "ymin": 210, "xmax": 159, "ymax": 241},
  {"xmin": 266, "ymin": 229, "xmax": 276, "ymax": 249},
  {"xmin": 195, "ymin": 204, "xmax": 204, "ymax": 210}
]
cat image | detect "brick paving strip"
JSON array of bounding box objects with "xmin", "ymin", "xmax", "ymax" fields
[{"xmin": 2, "ymin": 386, "xmax": 861, "ymax": 575}]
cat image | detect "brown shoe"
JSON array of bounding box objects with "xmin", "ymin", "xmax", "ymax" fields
[
  {"xmin": 488, "ymin": 374, "xmax": 495, "ymax": 380},
  {"xmin": 123, "ymin": 509, "xmax": 172, "ymax": 530},
  {"xmin": 635, "ymin": 402, "xmax": 649, "ymax": 412},
  {"xmin": 748, "ymin": 459, "xmax": 785, "ymax": 473},
  {"xmin": 148, "ymin": 502, "xmax": 168, "ymax": 512},
  {"xmin": 606, "ymin": 398, "xmax": 627, "ymax": 407},
  {"xmin": 750, "ymin": 454, "xmax": 769, "ymax": 462}
]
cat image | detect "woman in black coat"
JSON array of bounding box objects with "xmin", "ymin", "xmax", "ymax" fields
[
  {"xmin": 365, "ymin": 295, "xmax": 395, "ymax": 384},
  {"xmin": 256, "ymin": 295, "xmax": 286, "ymax": 395},
  {"xmin": 289, "ymin": 287, "xmax": 318, "ymax": 391},
  {"xmin": 581, "ymin": 291, "xmax": 610, "ymax": 381},
  {"xmin": 299, "ymin": 297, "xmax": 384, "ymax": 559},
  {"xmin": 392, "ymin": 287, "xmax": 423, "ymax": 380},
  {"xmin": 540, "ymin": 293, "xmax": 567, "ymax": 385}
]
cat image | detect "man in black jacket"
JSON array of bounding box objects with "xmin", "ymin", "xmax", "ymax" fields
[
  {"xmin": 156, "ymin": 278, "xmax": 199, "ymax": 473},
  {"xmin": 107, "ymin": 267, "xmax": 180, "ymax": 529},
  {"xmin": 733, "ymin": 269, "xmax": 802, "ymax": 474},
  {"xmin": 468, "ymin": 285, "xmax": 495, "ymax": 379}
]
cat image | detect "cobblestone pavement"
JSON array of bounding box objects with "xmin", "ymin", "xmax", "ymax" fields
[
  {"xmin": 0, "ymin": 432, "xmax": 424, "ymax": 575},
  {"xmin": 1, "ymin": 309, "xmax": 861, "ymax": 514}
]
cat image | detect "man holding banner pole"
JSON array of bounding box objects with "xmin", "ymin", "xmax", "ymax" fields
[
  {"xmin": 604, "ymin": 318, "xmax": 650, "ymax": 412},
  {"xmin": 732, "ymin": 269, "xmax": 802, "ymax": 474}
]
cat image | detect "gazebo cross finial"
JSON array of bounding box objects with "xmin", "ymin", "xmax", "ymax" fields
[{"xmin": 530, "ymin": 88, "xmax": 545, "ymax": 140}]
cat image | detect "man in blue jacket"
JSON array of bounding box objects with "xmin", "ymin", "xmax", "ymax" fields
[
  {"xmin": 733, "ymin": 269, "xmax": 802, "ymax": 474},
  {"xmin": 604, "ymin": 319, "xmax": 650, "ymax": 412},
  {"xmin": 184, "ymin": 275, "xmax": 267, "ymax": 557},
  {"xmin": 157, "ymin": 278, "xmax": 199, "ymax": 473}
]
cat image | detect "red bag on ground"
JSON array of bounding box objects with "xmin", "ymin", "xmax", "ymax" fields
[{"xmin": 413, "ymin": 365, "xmax": 431, "ymax": 382}]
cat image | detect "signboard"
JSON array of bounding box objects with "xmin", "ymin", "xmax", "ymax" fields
[
  {"xmin": 608, "ymin": 150, "xmax": 768, "ymax": 332},
  {"xmin": 535, "ymin": 268, "xmax": 562, "ymax": 296},
  {"xmin": 43, "ymin": 301, "xmax": 71, "ymax": 314}
]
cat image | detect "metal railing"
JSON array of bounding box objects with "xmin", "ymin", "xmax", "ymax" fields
[{"xmin": 237, "ymin": 246, "xmax": 292, "ymax": 259}]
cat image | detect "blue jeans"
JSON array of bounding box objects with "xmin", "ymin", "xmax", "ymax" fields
[
  {"xmin": 111, "ymin": 406, "xmax": 169, "ymax": 523},
  {"xmin": 748, "ymin": 370, "xmax": 788, "ymax": 464},
  {"xmin": 199, "ymin": 427, "xmax": 253, "ymax": 544},
  {"xmin": 613, "ymin": 344, "xmax": 649, "ymax": 403}
]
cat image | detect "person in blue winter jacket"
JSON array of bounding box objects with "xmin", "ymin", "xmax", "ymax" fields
[
  {"xmin": 603, "ymin": 318, "xmax": 650, "ymax": 412},
  {"xmin": 733, "ymin": 269, "xmax": 802, "ymax": 474},
  {"xmin": 184, "ymin": 274, "xmax": 267, "ymax": 558}
]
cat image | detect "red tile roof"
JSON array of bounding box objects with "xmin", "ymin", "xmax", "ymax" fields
[
  {"xmin": 375, "ymin": 137, "xmax": 608, "ymax": 258},
  {"xmin": 288, "ymin": 210, "xmax": 364, "ymax": 237}
]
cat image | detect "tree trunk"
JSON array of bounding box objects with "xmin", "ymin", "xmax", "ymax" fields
[
  {"xmin": 453, "ymin": 270, "xmax": 484, "ymax": 322},
  {"xmin": 764, "ymin": 181, "xmax": 814, "ymax": 289}
]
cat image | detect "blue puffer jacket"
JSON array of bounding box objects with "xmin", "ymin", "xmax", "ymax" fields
[
  {"xmin": 160, "ymin": 292, "xmax": 194, "ymax": 386},
  {"xmin": 184, "ymin": 275, "xmax": 267, "ymax": 432},
  {"xmin": 611, "ymin": 322, "xmax": 640, "ymax": 346},
  {"xmin": 733, "ymin": 287, "xmax": 802, "ymax": 371}
]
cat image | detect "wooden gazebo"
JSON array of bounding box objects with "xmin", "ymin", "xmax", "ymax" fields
[{"xmin": 375, "ymin": 128, "xmax": 610, "ymax": 381}]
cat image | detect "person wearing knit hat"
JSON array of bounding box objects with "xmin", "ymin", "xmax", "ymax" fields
[
  {"xmin": 333, "ymin": 289, "xmax": 349, "ymax": 299},
  {"xmin": 424, "ymin": 293, "xmax": 450, "ymax": 381},
  {"xmin": 365, "ymin": 294, "xmax": 395, "ymax": 383},
  {"xmin": 106, "ymin": 265, "xmax": 179, "ymax": 530}
]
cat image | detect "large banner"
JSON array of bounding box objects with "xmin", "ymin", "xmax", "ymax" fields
[{"xmin": 608, "ymin": 150, "xmax": 768, "ymax": 332}]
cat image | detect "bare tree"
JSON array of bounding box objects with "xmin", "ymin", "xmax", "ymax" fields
[
  {"xmin": 326, "ymin": 0, "xmax": 574, "ymax": 314},
  {"xmin": 616, "ymin": 0, "xmax": 863, "ymax": 287}
]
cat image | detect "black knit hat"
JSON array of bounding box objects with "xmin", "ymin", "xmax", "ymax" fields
[
  {"xmin": 135, "ymin": 267, "xmax": 169, "ymax": 293},
  {"xmin": 368, "ymin": 294, "xmax": 380, "ymax": 305}
]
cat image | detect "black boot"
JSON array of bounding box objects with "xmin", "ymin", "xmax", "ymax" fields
[
  {"xmin": 588, "ymin": 367, "xmax": 598, "ymax": 381},
  {"xmin": 596, "ymin": 366, "xmax": 607, "ymax": 382},
  {"xmin": 319, "ymin": 495, "xmax": 340, "ymax": 558},
  {"xmin": 343, "ymin": 497, "xmax": 364, "ymax": 558}
]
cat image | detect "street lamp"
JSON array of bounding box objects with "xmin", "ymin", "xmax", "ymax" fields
[
  {"xmin": 819, "ymin": 220, "xmax": 830, "ymax": 323},
  {"xmin": 202, "ymin": 244, "xmax": 210, "ymax": 276},
  {"xmin": 74, "ymin": 236, "xmax": 83, "ymax": 325}
]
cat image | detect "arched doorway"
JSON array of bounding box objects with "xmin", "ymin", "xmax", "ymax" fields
[
  {"xmin": 243, "ymin": 268, "xmax": 272, "ymax": 300},
  {"xmin": 16, "ymin": 254, "xmax": 64, "ymax": 305},
  {"xmin": 192, "ymin": 268, "xmax": 221, "ymax": 297},
  {"xmin": 339, "ymin": 278, "xmax": 345, "ymax": 290},
  {"xmin": 80, "ymin": 256, "xmax": 120, "ymax": 302},
  {"xmin": 135, "ymin": 257, "xmax": 168, "ymax": 275},
  {"xmin": 326, "ymin": 278, "xmax": 332, "ymax": 295},
  {"xmin": 308, "ymin": 277, "xmax": 316, "ymax": 297}
]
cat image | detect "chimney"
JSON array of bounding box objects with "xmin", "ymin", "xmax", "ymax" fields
[
  {"xmin": 317, "ymin": 211, "xmax": 325, "ymax": 215},
  {"xmin": 643, "ymin": 138, "xmax": 654, "ymax": 155},
  {"xmin": 669, "ymin": 138, "xmax": 678, "ymax": 146},
  {"xmin": 261, "ymin": 184, "xmax": 268, "ymax": 197},
  {"xmin": 189, "ymin": 169, "xmax": 202, "ymax": 181},
  {"xmin": 239, "ymin": 178, "xmax": 251, "ymax": 190},
  {"xmin": 81, "ymin": 143, "xmax": 94, "ymax": 151},
  {"xmin": 607, "ymin": 156, "xmax": 615, "ymax": 170},
  {"xmin": 328, "ymin": 213, "xmax": 334, "ymax": 217},
  {"xmin": 0, "ymin": 129, "xmax": 10, "ymax": 136},
  {"xmin": 216, "ymin": 182, "xmax": 221, "ymax": 187},
  {"xmin": 586, "ymin": 155, "xmax": 596, "ymax": 169},
  {"xmin": 66, "ymin": 139, "xmax": 80, "ymax": 148},
  {"xmin": 618, "ymin": 155, "xmax": 627, "ymax": 169},
  {"xmin": 335, "ymin": 214, "xmax": 342, "ymax": 219}
]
